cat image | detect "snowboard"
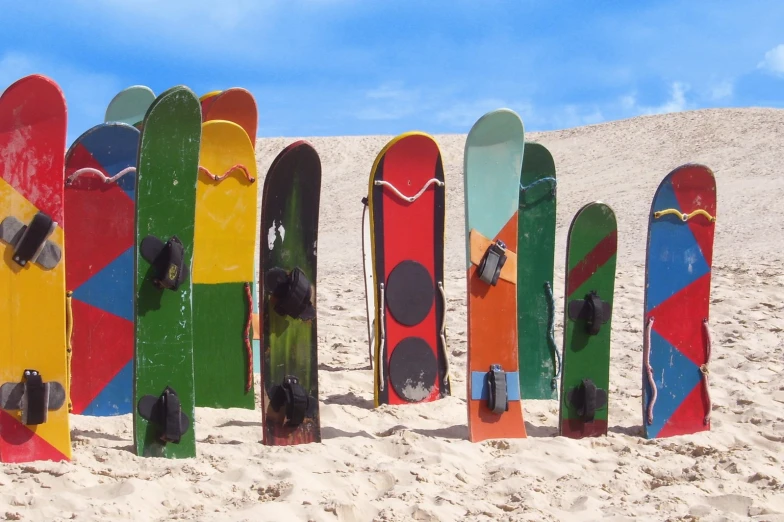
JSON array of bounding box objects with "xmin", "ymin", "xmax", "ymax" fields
[
  {"xmin": 464, "ymin": 109, "xmax": 527, "ymax": 442},
  {"xmin": 0, "ymin": 74, "xmax": 72, "ymax": 463},
  {"xmin": 517, "ymin": 142, "xmax": 558, "ymax": 400},
  {"xmin": 260, "ymin": 141, "xmax": 321, "ymax": 445},
  {"xmin": 642, "ymin": 164, "xmax": 717, "ymax": 439},
  {"xmin": 369, "ymin": 132, "xmax": 450, "ymax": 406},
  {"xmin": 559, "ymin": 202, "xmax": 617, "ymax": 438},
  {"xmin": 105, "ymin": 86, "xmax": 156, "ymax": 128},
  {"xmin": 64, "ymin": 123, "xmax": 140, "ymax": 416},
  {"xmin": 192, "ymin": 120, "xmax": 258, "ymax": 409},
  {"xmin": 200, "ymin": 88, "xmax": 257, "ymax": 143},
  {"xmin": 361, "ymin": 196, "xmax": 375, "ymax": 369},
  {"xmin": 133, "ymin": 86, "xmax": 201, "ymax": 458}
]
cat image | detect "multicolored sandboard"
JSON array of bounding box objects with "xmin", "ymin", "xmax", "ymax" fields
[
  {"xmin": 361, "ymin": 196, "xmax": 375, "ymax": 369},
  {"xmin": 192, "ymin": 120, "xmax": 257, "ymax": 409},
  {"xmin": 558, "ymin": 202, "xmax": 617, "ymax": 439},
  {"xmin": 260, "ymin": 141, "xmax": 321, "ymax": 446},
  {"xmin": 105, "ymin": 86, "xmax": 156, "ymax": 128},
  {"xmin": 64, "ymin": 123, "xmax": 140, "ymax": 416},
  {"xmin": 133, "ymin": 86, "xmax": 201, "ymax": 458},
  {"xmin": 642, "ymin": 164, "xmax": 717, "ymax": 439},
  {"xmin": 369, "ymin": 132, "xmax": 450, "ymax": 406},
  {"xmin": 517, "ymin": 142, "xmax": 558, "ymax": 400},
  {"xmin": 464, "ymin": 109, "xmax": 527, "ymax": 442},
  {"xmin": 0, "ymin": 74, "xmax": 72, "ymax": 463}
]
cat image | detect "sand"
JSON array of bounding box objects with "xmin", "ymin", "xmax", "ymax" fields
[{"xmin": 2, "ymin": 107, "xmax": 783, "ymax": 521}]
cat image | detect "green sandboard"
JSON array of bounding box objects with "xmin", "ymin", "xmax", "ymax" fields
[
  {"xmin": 105, "ymin": 85, "xmax": 156, "ymax": 128},
  {"xmin": 260, "ymin": 141, "xmax": 321, "ymax": 446},
  {"xmin": 517, "ymin": 142, "xmax": 558, "ymax": 400},
  {"xmin": 133, "ymin": 86, "xmax": 201, "ymax": 458},
  {"xmin": 559, "ymin": 202, "xmax": 617, "ymax": 438}
]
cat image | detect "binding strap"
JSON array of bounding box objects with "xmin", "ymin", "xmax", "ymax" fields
[
  {"xmin": 477, "ymin": 240, "xmax": 507, "ymax": 286},
  {"xmin": 487, "ymin": 365, "xmax": 508, "ymax": 414},
  {"xmin": 269, "ymin": 375, "xmax": 311, "ymax": 427},
  {"xmin": 567, "ymin": 378, "xmax": 607, "ymax": 422},
  {"xmin": 21, "ymin": 370, "xmax": 49, "ymax": 426},
  {"xmin": 265, "ymin": 267, "xmax": 315, "ymax": 320},
  {"xmin": 140, "ymin": 235, "xmax": 188, "ymax": 291},
  {"xmin": 11, "ymin": 212, "xmax": 57, "ymax": 267},
  {"xmin": 567, "ymin": 291, "xmax": 611, "ymax": 335},
  {"xmin": 137, "ymin": 386, "xmax": 191, "ymax": 443}
]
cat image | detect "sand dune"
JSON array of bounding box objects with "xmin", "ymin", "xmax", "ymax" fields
[{"xmin": 2, "ymin": 108, "xmax": 783, "ymax": 521}]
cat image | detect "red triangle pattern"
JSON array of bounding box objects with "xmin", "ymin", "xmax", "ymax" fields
[
  {"xmin": 672, "ymin": 167, "xmax": 717, "ymax": 267},
  {"xmin": 655, "ymin": 381, "xmax": 710, "ymax": 438},
  {"xmin": 69, "ymin": 298, "xmax": 134, "ymax": 414},
  {"xmin": 64, "ymin": 143, "xmax": 134, "ymax": 290},
  {"xmin": 0, "ymin": 410, "xmax": 69, "ymax": 463},
  {"xmin": 650, "ymin": 273, "xmax": 711, "ymax": 368}
]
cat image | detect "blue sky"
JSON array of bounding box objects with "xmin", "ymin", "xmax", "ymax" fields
[{"xmin": 2, "ymin": 1, "xmax": 784, "ymax": 142}]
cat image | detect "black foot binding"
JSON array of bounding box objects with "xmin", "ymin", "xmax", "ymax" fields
[
  {"xmin": 265, "ymin": 267, "xmax": 315, "ymax": 321},
  {"xmin": 567, "ymin": 291, "xmax": 611, "ymax": 335},
  {"xmin": 269, "ymin": 375, "xmax": 314, "ymax": 427},
  {"xmin": 0, "ymin": 212, "xmax": 61, "ymax": 269},
  {"xmin": 140, "ymin": 235, "xmax": 189, "ymax": 291},
  {"xmin": 0, "ymin": 370, "xmax": 66, "ymax": 426},
  {"xmin": 486, "ymin": 364, "xmax": 508, "ymax": 414},
  {"xmin": 137, "ymin": 386, "xmax": 191, "ymax": 443},
  {"xmin": 477, "ymin": 240, "xmax": 507, "ymax": 286},
  {"xmin": 567, "ymin": 379, "xmax": 607, "ymax": 422}
]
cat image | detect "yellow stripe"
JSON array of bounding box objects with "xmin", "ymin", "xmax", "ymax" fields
[
  {"xmin": 193, "ymin": 120, "xmax": 258, "ymax": 283},
  {"xmin": 199, "ymin": 90, "xmax": 222, "ymax": 102},
  {"xmin": 0, "ymin": 177, "xmax": 71, "ymax": 460}
]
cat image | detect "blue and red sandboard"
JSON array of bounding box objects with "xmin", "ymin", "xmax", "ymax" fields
[
  {"xmin": 64, "ymin": 123, "xmax": 140, "ymax": 416},
  {"xmin": 642, "ymin": 164, "xmax": 717, "ymax": 439}
]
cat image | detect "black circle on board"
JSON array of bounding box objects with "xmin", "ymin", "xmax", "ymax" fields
[
  {"xmin": 385, "ymin": 260, "xmax": 434, "ymax": 326},
  {"xmin": 388, "ymin": 337, "xmax": 438, "ymax": 403}
]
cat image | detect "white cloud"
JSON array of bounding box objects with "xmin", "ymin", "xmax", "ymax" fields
[
  {"xmin": 758, "ymin": 44, "xmax": 784, "ymax": 75},
  {"xmin": 620, "ymin": 81, "xmax": 692, "ymax": 117},
  {"xmin": 436, "ymin": 98, "xmax": 530, "ymax": 129},
  {"xmin": 709, "ymin": 79, "xmax": 734, "ymax": 100}
]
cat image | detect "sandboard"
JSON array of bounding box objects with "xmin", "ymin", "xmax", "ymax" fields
[
  {"xmin": 200, "ymin": 88, "xmax": 257, "ymax": 143},
  {"xmin": 105, "ymin": 86, "xmax": 156, "ymax": 128},
  {"xmin": 260, "ymin": 141, "xmax": 321, "ymax": 445},
  {"xmin": 642, "ymin": 164, "xmax": 717, "ymax": 439},
  {"xmin": 192, "ymin": 120, "xmax": 257, "ymax": 409},
  {"xmin": 464, "ymin": 110, "xmax": 527, "ymax": 442},
  {"xmin": 0, "ymin": 74, "xmax": 72, "ymax": 463},
  {"xmin": 558, "ymin": 202, "xmax": 617, "ymax": 438},
  {"xmin": 64, "ymin": 123, "xmax": 140, "ymax": 416},
  {"xmin": 133, "ymin": 86, "xmax": 201, "ymax": 458},
  {"xmin": 517, "ymin": 142, "xmax": 558, "ymax": 400},
  {"xmin": 369, "ymin": 132, "xmax": 450, "ymax": 406},
  {"xmin": 361, "ymin": 196, "xmax": 375, "ymax": 369}
]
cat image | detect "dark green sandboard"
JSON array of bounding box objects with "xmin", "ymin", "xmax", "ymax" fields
[
  {"xmin": 260, "ymin": 141, "xmax": 321, "ymax": 446},
  {"xmin": 133, "ymin": 86, "xmax": 201, "ymax": 458},
  {"xmin": 559, "ymin": 202, "xmax": 617, "ymax": 439},
  {"xmin": 517, "ymin": 142, "xmax": 558, "ymax": 400}
]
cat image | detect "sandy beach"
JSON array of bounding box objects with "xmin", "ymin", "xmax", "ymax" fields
[{"xmin": 1, "ymin": 107, "xmax": 783, "ymax": 521}]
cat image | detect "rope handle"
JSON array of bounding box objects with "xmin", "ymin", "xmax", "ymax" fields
[
  {"xmin": 701, "ymin": 318, "xmax": 712, "ymax": 425},
  {"xmin": 374, "ymin": 178, "xmax": 444, "ymax": 203},
  {"xmin": 654, "ymin": 208, "xmax": 715, "ymax": 223},
  {"xmin": 544, "ymin": 281, "xmax": 560, "ymax": 390},
  {"xmin": 520, "ymin": 177, "xmax": 556, "ymax": 207},
  {"xmin": 437, "ymin": 282, "xmax": 450, "ymax": 389},
  {"xmin": 65, "ymin": 166, "xmax": 136, "ymax": 186},
  {"xmin": 65, "ymin": 291, "xmax": 74, "ymax": 413},
  {"xmin": 243, "ymin": 283, "xmax": 254, "ymax": 393},
  {"xmin": 643, "ymin": 316, "xmax": 657, "ymax": 425},
  {"xmin": 378, "ymin": 283, "xmax": 387, "ymax": 392},
  {"xmin": 199, "ymin": 164, "xmax": 256, "ymax": 183}
]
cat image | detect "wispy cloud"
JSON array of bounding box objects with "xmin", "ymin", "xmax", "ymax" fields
[
  {"xmin": 758, "ymin": 44, "xmax": 784, "ymax": 75},
  {"xmin": 621, "ymin": 82, "xmax": 692, "ymax": 117}
]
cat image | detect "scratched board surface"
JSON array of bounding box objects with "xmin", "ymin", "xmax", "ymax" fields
[
  {"xmin": 0, "ymin": 74, "xmax": 72, "ymax": 463},
  {"xmin": 133, "ymin": 86, "xmax": 201, "ymax": 458}
]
